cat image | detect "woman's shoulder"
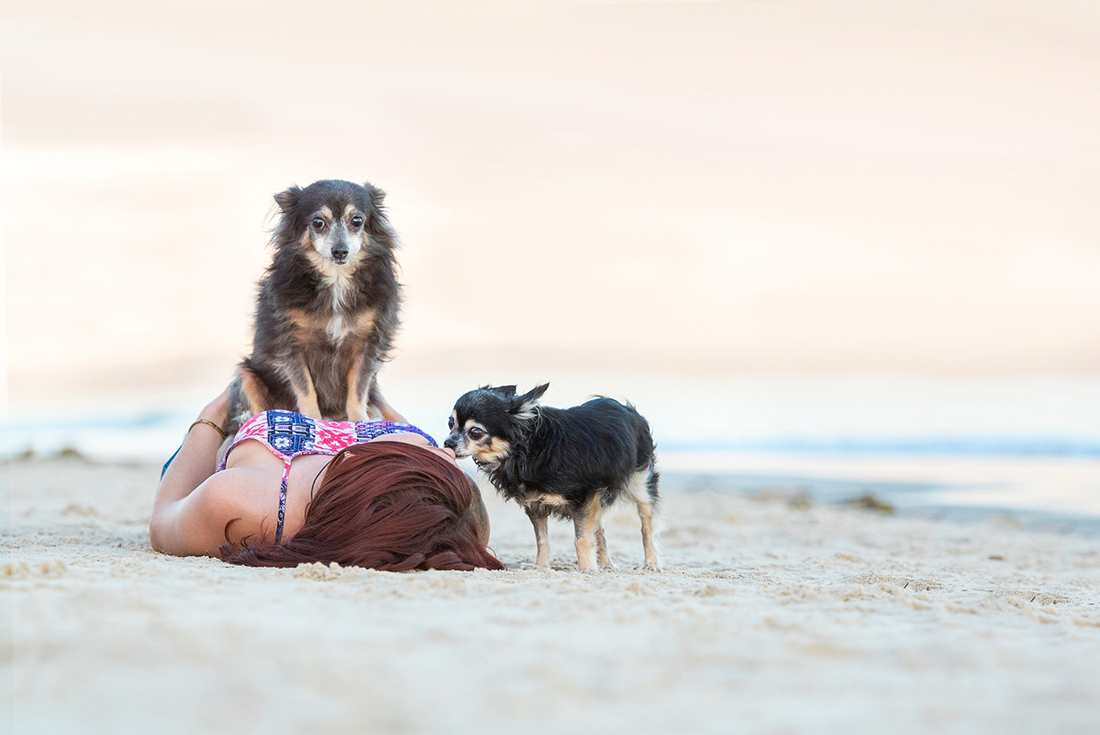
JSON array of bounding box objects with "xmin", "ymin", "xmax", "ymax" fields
[
  {"xmin": 154, "ymin": 467, "xmax": 276, "ymax": 556},
  {"xmin": 200, "ymin": 465, "xmax": 272, "ymax": 504}
]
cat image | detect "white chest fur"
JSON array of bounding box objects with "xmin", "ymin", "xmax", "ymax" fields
[{"xmin": 307, "ymin": 251, "xmax": 360, "ymax": 343}]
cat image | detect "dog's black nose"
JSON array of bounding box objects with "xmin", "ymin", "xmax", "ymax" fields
[
  {"xmin": 443, "ymin": 437, "xmax": 457, "ymax": 450},
  {"xmin": 331, "ymin": 245, "xmax": 349, "ymax": 262}
]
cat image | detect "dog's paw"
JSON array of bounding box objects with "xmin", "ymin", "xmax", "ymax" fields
[{"xmin": 641, "ymin": 562, "xmax": 661, "ymax": 572}]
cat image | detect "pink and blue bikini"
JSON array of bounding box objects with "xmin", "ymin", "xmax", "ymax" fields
[{"xmin": 219, "ymin": 410, "xmax": 438, "ymax": 543}]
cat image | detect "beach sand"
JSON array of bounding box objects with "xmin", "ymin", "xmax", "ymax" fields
[{"xmin": 3, "ymin": 457, "xmax": 1098, "ymax": 734}]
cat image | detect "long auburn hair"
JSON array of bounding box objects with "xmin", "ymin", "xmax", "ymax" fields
[{"xmin": 219, "ymin": 441, "xmax": 505, "ymax": 572}]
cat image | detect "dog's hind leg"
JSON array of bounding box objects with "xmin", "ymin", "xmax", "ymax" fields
[
  {"xmin": 372, "ymin": 388, "xmax": 406, "ymax": 423},
  {"xmin": 637, "ymin": 502, "xmax": 660, "ymax": 572},
  {"xmin": 524, "ymin": 505, "xmax": 552, "ymax": 568},
  {"xmin": 572, "ymin": 494, "xmax": 604, "ymax": 573},
  {"xmin": 626, "ymin": 468, "xmax": 661, "ymax": 571},
  {"xmin": 237, "ymin": 367, "xmax": 273, "ymax": 418},
  {"xmin": 365, "ymin": 374, "xmax": 398, "ymax": 422},
  {"xmin": 221, "ymin": 368, "xmax": 272, "ymax": 464},
  {"xmin": 215, "ymin": 433, "xmax": 235, "ymax": 469},
  {"xmin": 595, "ymin": 524, "xmax": 614, "ymax": 569}
]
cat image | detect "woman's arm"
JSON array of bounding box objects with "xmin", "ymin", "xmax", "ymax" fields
[{"xmin": 150, "ymin": 389, "xmax": 237, "ymax": 554}]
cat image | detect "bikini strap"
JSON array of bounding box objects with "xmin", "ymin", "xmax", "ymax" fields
[{"xmin": 274, "ymin": 458, "xmax": 292, "ymax": 544}]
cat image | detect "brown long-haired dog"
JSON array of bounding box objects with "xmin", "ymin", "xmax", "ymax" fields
[{"xmin": 227, "ymin": 179, "xmax": 402, "ymax": 433}]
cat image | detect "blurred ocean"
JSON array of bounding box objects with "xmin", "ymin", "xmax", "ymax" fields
[{"xmin": 4, "ymin": 373, "xmax": 1098, "ymax": 530}]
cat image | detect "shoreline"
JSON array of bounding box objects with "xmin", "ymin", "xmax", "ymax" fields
[
  {"xmin": 7, "ymin": 451, "xmax": 1098, "ymax": 537},
  {"xmin": 660, "ymin": 470, "xmax": 1100, "ymax": 538}
]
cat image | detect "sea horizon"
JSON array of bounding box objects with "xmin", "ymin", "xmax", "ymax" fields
[{"xmin": 5, "ymin": 372, "xmax": 1097, "ymax": 528}]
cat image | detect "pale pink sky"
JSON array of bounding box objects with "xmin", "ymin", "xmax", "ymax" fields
[{"xmin": 3, "ymin": 0, "xmax": 1099, "ymax": 402}]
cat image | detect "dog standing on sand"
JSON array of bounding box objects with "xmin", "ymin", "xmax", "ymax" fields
[
  {"xmin": 227, "ymin": 179, "xmax": 402, "ymax": 432},
  {"xmin": 444, "ymin": 383, "xmax": 661, "ymax": 572}
]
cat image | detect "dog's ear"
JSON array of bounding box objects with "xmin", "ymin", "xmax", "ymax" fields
[
  {"xmin": 363, "ymin": 182, "xmax": 386, "ymax": 209},
  {"xmin": 274, "ymin": 186, "xmax": 302, "ymax": 213},
  {"xmin": 509, "ymin": 383, "xmax": 549, "ymax": 420},
  {"xmin": 491, "ymin": 385, "xmax": 517, "ymax": 399}
]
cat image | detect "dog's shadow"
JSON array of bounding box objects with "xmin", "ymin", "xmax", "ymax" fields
[{"xmin": 508, "ymin": 559, "xmax": 661, "ymax": 574}]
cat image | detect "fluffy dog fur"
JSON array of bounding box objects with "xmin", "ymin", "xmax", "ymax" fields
[
  {"xmin": 444, "ymin": 384, "xmax": 661, "ymax": 572},
  {"xmin": 227, "ymin": 179, "xmax": 401, "ymax": 432}
]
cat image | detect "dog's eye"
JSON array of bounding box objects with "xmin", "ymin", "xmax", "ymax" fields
[
  {"xmin": 351, "ymin": 216, "xmax": 364, "ymax": 228},
  {"xmin": 468, "ymin": 427, "xmax": 485, "ymax": 440},
  {"xmin": 447, "ymin": 417, "xmax": 454, "ymax": 429},
  {"xmin": 311, "ymin": 217, "xmax": 325, "ymax": 230}
]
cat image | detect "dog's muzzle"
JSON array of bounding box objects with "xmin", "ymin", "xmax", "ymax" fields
[{"xmin": 443, "ymin": 436, "xmax": 467, "ymax": 457}]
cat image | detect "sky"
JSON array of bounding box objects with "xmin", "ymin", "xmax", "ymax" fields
[{"xmin": 3, "ymin": 0, "xmax": 1099, "ymax": 411}]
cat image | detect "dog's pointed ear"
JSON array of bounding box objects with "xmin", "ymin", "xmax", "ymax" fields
[
  {"xmin": 274, "ymin": 186, "xmax": 302, "ymax": 213},
  {"xmin": 492, "ymin": 385, "xmax": 518, "ymax": 399},
  {"xmin": 509, "ymin": 383, "xmax": 549, "ymax": 419}
]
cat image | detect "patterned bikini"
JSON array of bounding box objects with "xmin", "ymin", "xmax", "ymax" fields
[{"xmin": 219, "ymin": 409, "xmax": 439, "ymax": 543}]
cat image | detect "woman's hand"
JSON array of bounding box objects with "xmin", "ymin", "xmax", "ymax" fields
[{"xmin": 198, "ymin": 386, "xmax": 232, "ymax": 429}]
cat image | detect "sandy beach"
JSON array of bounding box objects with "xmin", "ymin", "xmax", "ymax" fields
[{"xmin": 4, "ymin": 456, "xmax": 1098, "ymax": 734}]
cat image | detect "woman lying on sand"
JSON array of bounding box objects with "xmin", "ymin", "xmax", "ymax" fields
[{"xmin": 150, "ymin": 388, "xmax": 504, "ymax": 571}]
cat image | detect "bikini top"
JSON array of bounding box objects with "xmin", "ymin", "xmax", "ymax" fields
[{"xmin": 219, "ymin": 409, "xmax": 438, "ymax": 543}]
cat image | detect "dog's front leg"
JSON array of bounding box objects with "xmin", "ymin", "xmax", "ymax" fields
[
  {"xmin": 524, "ymin": 505, "xmax": 552, "ymax": 568},
  {"xmin": 345, "ymin": 353, "xmax": 370, "ymax": 422},
  {"xmin": 287, "ymin": 356, "xmax": 322, "ymax": 419}
]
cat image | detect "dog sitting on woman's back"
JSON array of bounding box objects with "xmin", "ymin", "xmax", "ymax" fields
[
  {"xmin": 444, "ymin": 383, "xmax": 661, "ymax": 572},
  {"xmin": 227, "ymin": 179, "xmax": 403, "ymax": 433}
]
